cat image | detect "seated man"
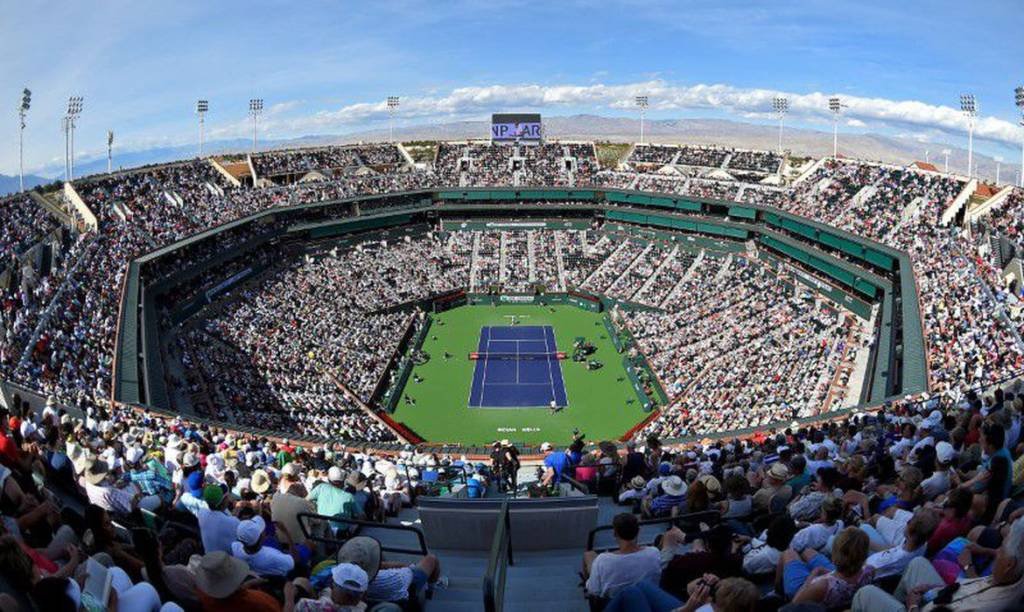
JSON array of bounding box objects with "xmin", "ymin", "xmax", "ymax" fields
[
  {"xmin": 642, "ymin": 475, "xmax": 686, "ymax": 518},
  {"xmin": 582, "ymin": 513, "xmax": 662, "ymax": 599},
  {"xmin": 852, "ymin": 516, "xmax": 1024, "ymax": 611},
  {"xmin": 863, "ymin": 508, "xmax": 938, "ymax": 580},
  {"xmin": 540, "ymin": 442, "xmax": 573, "ymax": 486},
  {"xmin": 231, "ymin": 515, "xmax": 297, "ymax": 578},
  {"xmin": 338, "ymin": 535, "xmax": 445, "ymax": 604}
]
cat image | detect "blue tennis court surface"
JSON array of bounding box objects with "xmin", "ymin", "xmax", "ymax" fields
[{"xmin": 468, "ymin": 326, "xmax": 569, "ymax": 408}]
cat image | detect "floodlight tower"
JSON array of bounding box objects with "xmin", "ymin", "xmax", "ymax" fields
[
  {"xmin": 1016, "ymin": 86, "xmax": 1024, "ymax": 187},
  {"xmin": 995, "ymin": 156, "xmax": 1003, "ymax": 185},
  {"xmin": 773, "ymin": 96, "xmax": 789, "ymax": 155},
  {"xmin": 249, "ymin": 98, "xmax": 263, "ymax": 152},
  {"xmin": 18, "ymin": 88, "xmax": 31, "ymax": 192},
  {"xmin": 107, "ymin": 130, "xmax": 113, "ymax": 173},
  {"xmin": 196, "ymin": 99, "xmax": 209, "ymax": 156},
  {"xmin": 635, "ymin": 95, "xmax": 649, "ymax": 145},
  {"xmin": 942, "ymin": 148, "xmax": 951, "ymax": 173},
  {"xmin": 64, "ymin": 96, "xmax": 83, "ymax": 181},
  {"xmin": 828, "ymin": 97, "xmax": 847, "ymax": 158},
  {"xmin": 387, "ymin": 96, "xmax": 399, "ymax": 143},
  {"xmin": 960, "ymin": 93, "xmax": 977, "ymax": 177}
]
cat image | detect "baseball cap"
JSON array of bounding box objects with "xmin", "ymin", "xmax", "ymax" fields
[
  {"xmin": 186, "ymin": 471, "xmax": 204, "ymax": 494},
  {"xmin": 328, "ymin": 466, "xmax": 345, "ymax": 482},
  {"xmin": 539, "ymin": 442, "xmax": 553, "ymax": 452},
  {"xmin": 236, "ymin": 515, "xmax": 266, "ymax": 546},
  {"xmin": 935, "ymin": 441, "xmax": 956, "ymax": 464},
  {"xmin": 203, "ymin": 484, "xmax": 225, "ymax": 509},
  {"xmin": 331, "ymin": 563, "xmax": 369, "ymax": 593}
]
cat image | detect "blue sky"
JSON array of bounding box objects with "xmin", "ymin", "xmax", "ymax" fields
[{"xmin": 2, "ymin": 0, "xmax": 1023, "ymax": 176}]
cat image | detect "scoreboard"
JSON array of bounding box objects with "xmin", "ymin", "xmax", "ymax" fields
[{"xmin": 491, "ymin": 113, "xmax": 542, "ymax": 142}]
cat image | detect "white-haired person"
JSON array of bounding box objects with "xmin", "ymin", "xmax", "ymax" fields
[{"xmin": 851, "ymin": 515, "xmax": 1024, "ymax": 611}]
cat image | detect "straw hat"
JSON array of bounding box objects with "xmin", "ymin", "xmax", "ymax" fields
[
  {"xmin": 250, "ymin": 469, "xmax": 271, "ymax": 494},
  {"xmin": 84, "ymin": 460, "xmax": 111, "ymax": 485},
  {"xmin": 336, "ymin": 536, "xmax": 382, "ymax": 582},
  {"xmin": 661, "ymin": 475, "xmax": 685, "ymax": 496},
  {"xmin": 767, "ymin": 462, "xmax": 790, "ymax": 481},
  {"xmin": 194, "ymin": 551, "xmax": 251, "ymax": 599}
]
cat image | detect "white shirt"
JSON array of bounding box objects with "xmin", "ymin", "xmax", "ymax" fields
[
  {"xmin": 921, "ymin": 469, "xmax": 951, "ymax": 500},
  {"xmin": 742, "ymin": 539, "xmax": 781, "ymax": 576},
  {"xmin": 231, "ymin": 542, "xmax": 295, "ymax": 577},
  {"xmin": 197, "ymin": 508, "xmax": 240, "ymax": 554},
  {"xmin": 791, "ymin": 521, "xmax": 843, "ymax": 553},
  {"xmin": 866, "ymin": 543, "xmax": 925, "ymax": 579},
  {"xmin": 585, "ymin": 547, "xmax": 662, "ymax": 598}
]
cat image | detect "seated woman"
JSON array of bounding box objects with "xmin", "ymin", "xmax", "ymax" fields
[
  {"xmin": 718, "ymin": 475, "xmax": 752, "ymax": 521},
  {"xmin": 781, "ymin": 526, "xmax": 873, "ymax": 608}
]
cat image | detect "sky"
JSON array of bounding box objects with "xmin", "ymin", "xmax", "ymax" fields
[{"xmin": 2, "ymin": 0, "xmax": 1023, "ymax": 177}]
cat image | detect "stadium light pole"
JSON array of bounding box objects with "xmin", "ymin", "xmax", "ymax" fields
[
  {"xmin": 64, "ymin": 96, "xmax": 83, "ymax": 181},
  {"xmin": 196, "ymin": 99, "xmax": 209, "ymax": 156},
  {"xmin": 995, "ymin": 156, "xmax": 1002, "ymax": 185},
  {"xmin": 635, "ymin": 95, "xmax": 649, "ymax": 145},
  {"xmin": 249, "ymin": 98, "xmax": 263, "ymax": 152},
  {"xmin": 942, "ymin": 148, "xmax": 951, "ymax": 173},
  {"xmin": 387, "ymin": 96, "xmax": 399, "ymax": 143},
  {"xmin": 773, "ymin": 96, "xmax": 789, "ymax": 155},
  {"xmin": 828, "ymin": 96, "xmax": 846, "ymax": 158},
  {"xmin": 18, "ymin": 88, "xmax": 31, "ymax": 192},
  {"xmin": 1016, "ymin": 86, "xmax": 1024, "ymax": 187},
  {"xmin": 107, "ymin": 130, "xmax": 113, "ymax": 173},
  {"xmin": 960, "ymin": 93, "xmax": 976, "ymax": 177}
]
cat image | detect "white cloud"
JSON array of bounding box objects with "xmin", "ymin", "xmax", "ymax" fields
[{"xmin": 225, "ymin": 80, "xmax": 1021, "ymax": 147}]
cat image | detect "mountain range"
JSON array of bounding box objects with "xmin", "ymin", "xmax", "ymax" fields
[{"xmin": 3, "ymin": 115, "xmax": 1017, "ymax": 195}]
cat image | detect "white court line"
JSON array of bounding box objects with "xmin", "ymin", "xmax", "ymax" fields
[
  {"xmin": 476, "ymin": 326, "xmax": 491, "ymax": 407},
  {"xmin": 544, "ymin": 327, "xmax": 558, "ymax": 406}
]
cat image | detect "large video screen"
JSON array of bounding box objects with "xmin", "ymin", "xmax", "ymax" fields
[{"xmin": 491, "ymin": 113, "xmax": 542, "ymax": 142}]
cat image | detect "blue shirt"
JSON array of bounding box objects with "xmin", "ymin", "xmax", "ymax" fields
[
  {"xmin": 544, "ymin": 452, "xmax": 571, "ymax": 484},
  {"xmin": 650, "ymin": 493, "xmax": 686, "ymax": 516}
]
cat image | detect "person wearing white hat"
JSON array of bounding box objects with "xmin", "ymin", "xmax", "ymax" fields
[
  {"xmin": 643, "ymin": 475, "xmax": 686, "ymax": 518},
  {"xmin": 231, "ymin": 514, "xmax": 295, "ymax": 578},
  {"xmin": 921, "ymin": 441, "xmax": 956, "ymax": 500},
  {"xmin": 307, "ymin": 466, "xmax": 357, "ymax": 531},
  {"xmin": 284, "ymin": 562, "xmax": 369, "ymax": 611}
]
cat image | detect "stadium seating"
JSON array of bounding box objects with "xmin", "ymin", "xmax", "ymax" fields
[{"xmin": 6, "ymin": 138, "xmax": 1024, "ymax": 611}]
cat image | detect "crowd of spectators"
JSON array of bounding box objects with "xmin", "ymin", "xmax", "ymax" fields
[
  {"xmin": 0, "ymin": 194, "xmax": 61, "ymax": 264},
  {"xmin": 539, "ymin": 375, "xmax": 1024, "ymax": 611},
  {"xmin": 624, "ymin": 255, "xmax": 863, "ymax": 437},
  {"xmin": 433, "ymin": 142, "xmax": 598, "ymax": 187},
  {"xmin": 252, "ymin": 147, "xmax": 360, "ymax": 178},
  {"xmin": 0, "ymin": 389, "xmax": 495, "ymax": 611}
]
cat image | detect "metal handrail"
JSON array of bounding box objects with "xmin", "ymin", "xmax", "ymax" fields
[
  {"xmin": 483, "ymin": 500, "xmax": 514, "ymax": 612},
  {"xmin": 296, "ymin": 512, "xmax": 429, "ymax": 556},
  {"xmin": 586, "ymin": 510, "xmax": 722, "ymax": 552}
]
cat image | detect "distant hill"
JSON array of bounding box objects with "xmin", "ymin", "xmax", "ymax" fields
[
  {"xmin": 30, "ymin": 115, "xmax": 1015, "ymax": 185},
  {"xmin": 0, "ymin": 173, "xmax": 53, "ymax": 197}
]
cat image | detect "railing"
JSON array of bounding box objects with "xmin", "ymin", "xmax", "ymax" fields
[
  {"xmin": 483, "ymin": 500, "xmax": 514, "ymax": 612},
  {"xmin": 586, "ymin": 510, "xmax": 721, "ymax": 553},
  {"xmin": 296, "ymin": 512, "xmax": 429, "ymax": 556}
]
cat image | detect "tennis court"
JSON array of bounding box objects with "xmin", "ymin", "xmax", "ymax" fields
[{"xmin": 468, "ymin": 325, "xmax": 569, "ymax": 408}]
